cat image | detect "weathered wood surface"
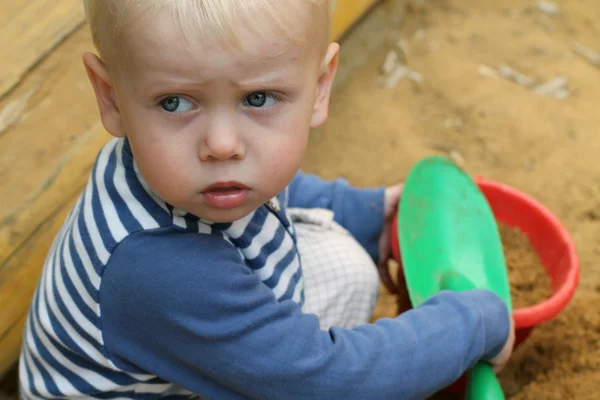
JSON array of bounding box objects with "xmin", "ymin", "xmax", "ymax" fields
[
  {"xmin": 0, "ymin": 0, "xmax": 86, "ymax": 100},
  {"xmin": 332, "ymin": 0, "xmax": 380, "ymax": 39},
  {"xmin": 0, "ymin": 0, "xmax": 405, "ymax": 378}
]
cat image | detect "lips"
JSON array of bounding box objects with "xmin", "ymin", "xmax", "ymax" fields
[
  {"xmin": 202, "ymin": 181, "xmax": 249, "ymax": 192},
  {"xmin": 201, "ymin": 181, "xmax": 250, "ymax": 209}
]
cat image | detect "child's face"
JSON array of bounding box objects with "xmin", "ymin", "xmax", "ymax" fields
[{"xmin": 85, "ymin": 10, "xmax": 338, "ymax": 222}]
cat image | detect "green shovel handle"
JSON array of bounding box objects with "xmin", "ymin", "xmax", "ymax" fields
[
  {"xmin": 466, "ymin": 363, "xmax": 504, "ymax": 400},
  {"xmin": 439, "ymin": 272, "xmax": 505, "ymax": 400}
]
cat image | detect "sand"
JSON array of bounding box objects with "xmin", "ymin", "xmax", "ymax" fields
[{"xmin": 500, "ymin": 223, "xmax": 552, "ymax": 309}]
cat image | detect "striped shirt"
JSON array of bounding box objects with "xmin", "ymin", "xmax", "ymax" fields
[{"xmin": 19, "ymin": 137, "xmax": 390, "ymax": 399}]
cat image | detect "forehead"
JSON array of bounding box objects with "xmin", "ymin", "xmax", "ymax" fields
[{"xmin": 119, "ymin": 4, "xmax": 320, "ymax": 81}]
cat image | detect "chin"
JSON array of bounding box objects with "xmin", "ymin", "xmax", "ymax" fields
[{"xmin": 200, "ymin": 206, "xmax": 257, "ymax": 223}]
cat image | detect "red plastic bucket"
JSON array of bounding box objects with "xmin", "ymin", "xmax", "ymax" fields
[{"xmin": 389, "ymin": 177, "xmax": 579, "ymax": 393}]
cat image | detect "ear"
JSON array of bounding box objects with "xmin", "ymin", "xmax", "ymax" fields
[
  {"xmin": 310, "ymin": 42, "xmax": 339, "ymax": 128},
  {"xmin": 82, "ymin": 52, "xmax": 126, "ymax": 138}
]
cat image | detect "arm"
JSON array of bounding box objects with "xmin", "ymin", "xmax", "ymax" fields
[
  {"xmin": 101, "ymin": 229, "xmax": 510, "ymax": 400},
  {"xmin": 287, "ymin": 170, "xmax": 385, "ymax": 260}
]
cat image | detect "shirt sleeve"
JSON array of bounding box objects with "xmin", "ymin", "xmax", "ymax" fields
[
  {"xmin": 287, "ymin": 170, "xmax": 386, "ymax": 261},
  {"xmin": 100, "ymin": 228, "xmax": 511, "ymax": 400}
]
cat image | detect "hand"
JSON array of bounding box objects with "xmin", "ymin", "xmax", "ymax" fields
[
  {"xmin": 377, "ymin": 183, "xmax": 403, "ymax": 294},
  {"xmin": 489, "ymin": 316, "xmax": 515, "ymax": 373}
]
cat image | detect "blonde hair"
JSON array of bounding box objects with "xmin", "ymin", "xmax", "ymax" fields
[{"xmin": 84, "ymin": 0, "xmax": 336, "ymax": 76}]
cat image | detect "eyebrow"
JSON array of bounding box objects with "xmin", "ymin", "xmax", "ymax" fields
[{"xmin": 138, "ymin": 68, "xmax": 299, "ymax": 96}]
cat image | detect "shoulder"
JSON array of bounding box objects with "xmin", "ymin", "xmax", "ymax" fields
[
  {"xmin": 107, "ymin": 227, "xmax": 242, "ymax": 273},
  {"xmin": 100, "ymin": 228, "xmax": 262, "ymax": 332},
  {"xmin": 102, "ymin": 228, "xmax": 246, "ymax": 296}
]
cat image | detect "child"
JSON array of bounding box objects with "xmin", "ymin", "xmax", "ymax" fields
[{"xmin": 19, "ymin": 0, "xmax": 514, "ymax": 398}]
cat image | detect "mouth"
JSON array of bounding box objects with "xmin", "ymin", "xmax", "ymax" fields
[
  {"xmin": 201, "ymin": 181, "xmax": 250, "ymax": 209},
  {"xmin": 202, "ymin": 181, "xmax": 249, "ymax": 193}
]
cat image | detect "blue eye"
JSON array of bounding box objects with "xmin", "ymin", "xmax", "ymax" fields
[
  {"xmin": 160, "ymin": 96, "xmax": 193, "ymax": 113},
  {"xmin": 243, "ymin": 92, "xmax": 279, "ymax": 108}
]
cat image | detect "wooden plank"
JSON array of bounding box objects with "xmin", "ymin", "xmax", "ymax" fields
[
  {"xmin": 333, "ymin": 0, "xmax": 407, "ymax": 90},
  {"xmin": 332, "ymin": 0, "xmax": 380, "ymax": 40},
  {"xmin": 0, "ymin": 25, "xmax": 108, "ymax": 264},
  {"xmin": 0, "ymin": 0, "xmax": 86, "ymax": 99}
]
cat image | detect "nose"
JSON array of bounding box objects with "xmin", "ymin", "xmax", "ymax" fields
[{"xmin": 199, "ymin": 110, "xmax": 245, "ymax": 161}]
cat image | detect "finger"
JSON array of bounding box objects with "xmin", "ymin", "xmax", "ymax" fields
[
  {"xmin": 378, "ymin": 259, "xmax": 398, "ymax": 294},
  {"xmin": 377, "ymin": 230, "xmax": 397, "ymax": 294},
  {"xmin": 384, "ymin": 186, "xmax": 402, "ymax": 218},
  {"xmin": 377, "ymin": 213, "xmax": 399, "ymax": 293},
  {"xmin": 392, "ymin": 184, "xmax": 404, "ymax": 203}
]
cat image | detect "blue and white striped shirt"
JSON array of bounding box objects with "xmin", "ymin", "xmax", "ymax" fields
[{"xmin": 20, "ymin": 137, "xmax": 404, "ymax": 399}]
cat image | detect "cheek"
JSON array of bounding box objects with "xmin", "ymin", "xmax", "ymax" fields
[
  {"xmin": 133, "ymin": 140, "xmax": 193, "ymax": 195},
  {"xmin": 124, "ymin": 118, "xmax": 198, "ymax": 202},
  {"xmin": 269, "ymin": 104, "xmax": 311, "ymax": 163},
  {"xmin": 258, "ymin": 122, "xmax": 309, "ymax": 186}
]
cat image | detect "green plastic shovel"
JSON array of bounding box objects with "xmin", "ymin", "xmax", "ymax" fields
[{"xmin": 397, "ymin": 156, "xmax": 512, "ymax": 399}]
